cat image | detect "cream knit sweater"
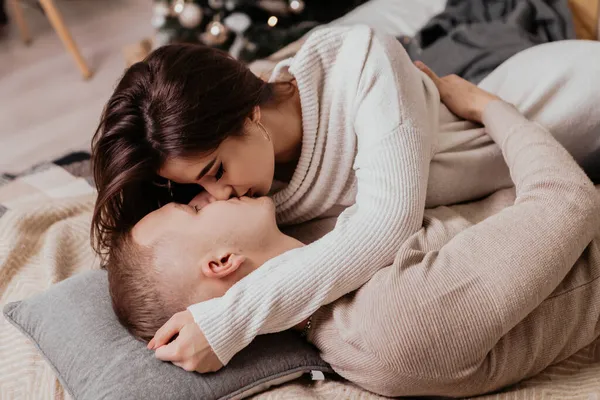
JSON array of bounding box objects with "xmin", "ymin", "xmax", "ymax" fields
[{"xmin": 188, "ymin": 25, "xmax": 445, "ymax": 365}]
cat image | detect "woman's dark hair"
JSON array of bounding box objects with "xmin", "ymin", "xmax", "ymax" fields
[{"xmin": 91, "ymin": 43, "xmax": 292, "ymax": 261}]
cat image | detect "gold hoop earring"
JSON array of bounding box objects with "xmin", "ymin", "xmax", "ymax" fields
[
  {"xmin": 167, "ymin": 180, "xmax": 174, "ymax": 199},
  {"xmin": 257, "ymin": 121, "xmax": 271, "ymax": 142}
]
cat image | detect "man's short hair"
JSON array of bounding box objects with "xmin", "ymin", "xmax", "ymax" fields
[{"xmin": 106, "ymin": 231, "xmax": 188, "ymax": 342}]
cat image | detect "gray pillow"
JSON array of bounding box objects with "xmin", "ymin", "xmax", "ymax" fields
[{"xmin": 3, "ymin": 270, "xmax": 333, "ymax": 400}]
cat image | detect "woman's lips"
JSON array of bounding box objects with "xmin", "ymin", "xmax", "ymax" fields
[{"xmin": 244, "ymin": 188, "xmax": 262, "ymax": 198}]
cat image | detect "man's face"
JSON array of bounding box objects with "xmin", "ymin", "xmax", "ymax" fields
[{"xmin": 133, "ymin": 196, "xmax": 278, "ymax": 302}]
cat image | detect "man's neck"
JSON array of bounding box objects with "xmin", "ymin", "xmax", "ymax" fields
[
  {"xmin": 250, "ymin": 233, "xmax": 308, "ymax": 331},
  {"xmin": 262, "ymin": 233, "xmax": 304, "ymax": 263}
]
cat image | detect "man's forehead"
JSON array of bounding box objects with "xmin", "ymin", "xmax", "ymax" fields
[{"xmin": 132, "ymin": 205, "xmax": 178, "ymax": 247}]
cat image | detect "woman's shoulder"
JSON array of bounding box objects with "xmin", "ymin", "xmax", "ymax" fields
[
  {"xmin": 301, "ymin": 24, "xmax": 374, "ymax": 49},
  {"xmin": 296, "ymin": 24, "xmax": 404, "ymax": 67},
  {"xmin": 290, "ymin": 25, "xmax": 376, "ymax": 73}
]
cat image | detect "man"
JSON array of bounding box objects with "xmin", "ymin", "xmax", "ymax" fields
[{"xmin": 111, "ymin": 98, "xmax": 600, "ymax": 398}]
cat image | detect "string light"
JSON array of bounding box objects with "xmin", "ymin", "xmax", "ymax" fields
[
  {"xmin": 267, "ymin": 16, "xmax": 278, "ymax": 27},
  {"xmin": 289, "ymin": 0, "xmax": 305, "ymax": 13},
  {"xmin": 173, "ymin": 0, "xmax": 185, "ymax": 14},
  {"xmin": 210, "ymin": 22, "xmax": 224, "ymax": 36}
]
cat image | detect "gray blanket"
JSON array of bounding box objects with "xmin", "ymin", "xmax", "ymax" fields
[{"xmin": 400, "ymin": 0, "xmax": 576, "ymax": 83}]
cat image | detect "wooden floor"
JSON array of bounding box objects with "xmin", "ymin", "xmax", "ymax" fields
[{"xmin": 0, "ymin": 0, "xmax": 152, "ymax": 173}]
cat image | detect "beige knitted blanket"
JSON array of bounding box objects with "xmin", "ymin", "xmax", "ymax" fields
[{"xmin": 1, "ymin": 163, "xmax": 600, "ymax": 399}]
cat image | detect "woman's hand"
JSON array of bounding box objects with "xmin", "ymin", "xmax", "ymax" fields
[
  {"xmin": 148, "ymin": 310, "xmax": 224, "ymax": 373},
  {"xmin": 414, "ymin": 61, "xmax": 501, "ymax": 124},
  {"xmin": 188, "ymin": 191, "xmax": 216, "ymax": 211}
]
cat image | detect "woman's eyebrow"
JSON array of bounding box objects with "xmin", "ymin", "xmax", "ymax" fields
[{"xmin": 196, "ymin": 158, "xmax": 216, "ymax": 181}]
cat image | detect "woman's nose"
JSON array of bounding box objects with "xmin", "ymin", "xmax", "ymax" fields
[{"xmin": 202, "ymin": 182, "xmax": 234, "ymax": 201}]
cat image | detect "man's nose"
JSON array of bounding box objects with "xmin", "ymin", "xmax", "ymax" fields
[{"xmin": 202, "ymin": 182, "xmax": 235, "ymax": 201}]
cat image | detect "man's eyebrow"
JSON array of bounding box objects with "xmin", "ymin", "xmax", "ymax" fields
[
  {"xmin": 172, "ymin": 203, "xmax": 192, "ymax": 213},
  {"xmin": 196, "ymin": 158, "xmax": 216, "ymax": 181}
]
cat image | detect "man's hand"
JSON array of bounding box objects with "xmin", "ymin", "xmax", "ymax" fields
[
  {"xmin": 414, "ymin": 61, "xmax": 501, "ymax": 124},
  {"xmin": 148, "ymin": 310, "xmax": 224, "ymax": 373}
]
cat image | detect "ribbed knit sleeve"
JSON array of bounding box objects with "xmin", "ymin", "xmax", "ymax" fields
[
  {"xmin": 188, "ymin": 28, "xmax": 436, "ymax": 365},
  {"xmin": 307, "ymin": 101, "xmax": 600, "ymax": 397}
]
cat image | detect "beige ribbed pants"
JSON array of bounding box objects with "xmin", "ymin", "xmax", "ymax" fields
[
  {"xmin": 426, "ymin": 40, "xmax": 600, "ymax": 207},
  {"xmin": 310, "ymin": 40, "xmax": 600, "ymax": 398}
]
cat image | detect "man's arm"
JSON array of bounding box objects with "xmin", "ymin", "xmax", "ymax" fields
[{"xmin": 308, "ymin": 101, "xmax": 600, "ymax": 397}]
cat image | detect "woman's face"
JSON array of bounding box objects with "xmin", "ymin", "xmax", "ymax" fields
[{"xmin": 159, "ymin": 121, "xmax": 275, "ymax": 200}]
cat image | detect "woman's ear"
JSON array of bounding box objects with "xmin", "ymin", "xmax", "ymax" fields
[
  {"xmin": 201, "ymin": 253, "xmax": 246, "ymax": 279},
  {"xmin": 250, "ymin": 106, "xmax": 261, "ymax": 123}
]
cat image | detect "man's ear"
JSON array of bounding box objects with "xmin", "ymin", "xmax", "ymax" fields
[{"xmin": 201, "ymin": 253, "xmax": 246, "ymax": 279}]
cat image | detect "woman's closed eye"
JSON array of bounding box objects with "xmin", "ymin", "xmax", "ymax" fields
[{"xmin": 214, "ymin": 163, "xmax": 224, "ymax": 181}]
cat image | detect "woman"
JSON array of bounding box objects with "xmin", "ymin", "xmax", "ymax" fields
[{"xmin": 92, "ymin": 25, "xmax": 600, "ymax": 369}]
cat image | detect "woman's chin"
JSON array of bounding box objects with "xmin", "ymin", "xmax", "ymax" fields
[{"xmin": 252, "ymin": 184, "xmax": 271, "ymax": 198}]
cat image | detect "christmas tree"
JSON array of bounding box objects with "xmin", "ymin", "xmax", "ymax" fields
[{"xmin": 151, "ymin": 0, "xmax": 369, "ymax": 62}]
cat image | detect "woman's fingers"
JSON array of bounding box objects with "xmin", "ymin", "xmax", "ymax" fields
[
  {"xmin": 173, "ymin": 361, "xmax": 185, "ymax": 369},
  {"xmin": 149, "ymin": 313, "xmax": 185, "ymax": 349},
  {"xmin": 173, "ymin": 361, "xmax": 197, "ymax": 372},
  {"xmin": 155, "ymin": 339, "xmax": 183, "ymax": 362}
]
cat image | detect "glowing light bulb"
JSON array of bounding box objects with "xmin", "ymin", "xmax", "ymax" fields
[
  {"xmin": 268, "ymin": 16, "xmax": 278, "ymax": 27},
  {"xmin": 210, "ymin": 24, "xmax": 222, "ymax": 35},
  {"xmin": 173, "ymin": 0, "xmax": 185, "ymax": 14},
  {"xmin": 289, "ymin": 0, "xmax": 305, "ymax": 13}
]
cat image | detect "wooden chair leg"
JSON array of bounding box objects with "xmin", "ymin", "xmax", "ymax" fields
[
  {"xmin": 38, "ymin": 0, "xmax": 92, "ymax": 79},
  {"xmin": 8, "ymin": 0, "xmax": 31, "ymax": 44}
]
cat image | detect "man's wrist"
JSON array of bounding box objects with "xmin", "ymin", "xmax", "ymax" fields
[{"xmin": 474, "ymin": 94, "xmax": 502, "ymax": 123}]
